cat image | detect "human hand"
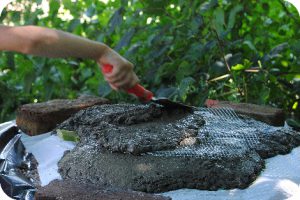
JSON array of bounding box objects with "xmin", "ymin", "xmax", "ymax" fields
[{"xmin": 98, "ymin": 47, "xmax": 139, "ymax": 90}]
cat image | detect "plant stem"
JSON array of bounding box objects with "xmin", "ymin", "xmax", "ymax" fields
[{"xmin": 212, "ymin": 28, "xmax": 231, "ymax": 72}]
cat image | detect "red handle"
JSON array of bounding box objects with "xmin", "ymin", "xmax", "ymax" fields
[
  {"xmin": 102, "ymin": 64, "xmax": 113, "ymax": 73},
  {"xmin": 102, "ymin": 64, "xmax": 153, "ymax": 102}
]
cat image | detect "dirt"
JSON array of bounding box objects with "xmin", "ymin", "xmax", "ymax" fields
[{"xmin": 16, "ymin": 152, "xmax": 41, "ymax": 187}]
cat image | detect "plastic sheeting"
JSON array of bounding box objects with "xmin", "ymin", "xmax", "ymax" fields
[
  {"xmin": 21, "ymin": 133, "xmax": 75, "ymax": 186},
  {"xmin": 0, "ymin": 121, "xmax": 74, "ymax": 200},
  {"xmin": 0, "ymin": 122, "xmax": 35, "ymax": 200}
]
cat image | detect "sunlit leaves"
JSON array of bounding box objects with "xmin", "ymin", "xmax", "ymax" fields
[{"xmin": 231, "ymin": 64, "xmax": 246, "ymax": 71}]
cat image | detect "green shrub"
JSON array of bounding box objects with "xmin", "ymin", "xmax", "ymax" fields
[{"xmin": 0, "ymin": 0, "xmax": 299, "ymax": 122}]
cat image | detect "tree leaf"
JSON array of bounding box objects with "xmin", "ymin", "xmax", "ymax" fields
[
  {"xmin": 176, "ymin": 61, "xmax": 194, "ymax": 82},
  {"xmin": 86, "ymin": 4, "xmax": 96, "ymax": 17},
  {"xmin": 228, "ymin": 5, "xmax": 243, "ymax": 30},
  {"xmin": 49, "ymin": 0, "xmax": 60, "ymax": 16},
  {"xmin": 108, "ymin": 7, "xmax": 125, "ymax": 34},
  {"xmin": 243, "ymin": 40, "xmax": 258, "ymax": 53},
  {"xmin": 269, "ymin": 43, "xmax": 289, "ymax": 58},
  {"xmin": 199, "ymin": 0, "xmax": 218, "ymax": 12},
  {"xmin": 114, "ymin": 28, "xmax": 136, "ymax": 51},
  {"xmin": 68, "ymin": 19, "xmax": 81, "ymax": 32},
  {"xmin": 142, "ymin": 0, "xmax": 170, "ymax": 15},
  {"xmin": 232, "ymin": 64, "xmax": 246, "ymax": 71},
  {"xmin": 213, "ymin": 7, "xmax": 225, "ymax": 34},
  {"xmin": 291, "ymin": 40, "xmax": 300, "ymax": 57},
  {"xmin": 178, "ymin": 77, "xmax": 196, "ymax": 101}
]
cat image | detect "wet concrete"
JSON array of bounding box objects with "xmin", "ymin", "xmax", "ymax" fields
[
  {"xmin": 242, "ymin": 117, "xmax": 300, "ymax": 158},
  {"xmin": 57, "ymin": 104, "xmax": 300, "ymax": 193},
  {"xmin": 36, "ymin": 180, "xmax": 171, "ymax": 200},
  {"xmin": 58, "ymin": 144, "xmax": 263, "ymax": 192},
  {"xmin": 58, "ymin": 104, "xmax": 205, "ymax": 155}
]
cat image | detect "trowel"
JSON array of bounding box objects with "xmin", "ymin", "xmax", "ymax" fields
[{"xmin": 102, "ymin": 64, "xmax": 194, "ymax": 112}]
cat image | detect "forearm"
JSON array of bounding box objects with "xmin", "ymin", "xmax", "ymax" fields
[
  {"xmin": 0, "ymin": 25, "xmax": 109, "ymax": 60},
  {"xmin": 0, "ymin": 25, "xmax": 139, "ymax": 90}
]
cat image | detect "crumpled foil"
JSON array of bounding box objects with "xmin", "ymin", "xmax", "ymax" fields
[{"xmin": 0, "ymin": 123, "xmax": 36, "ymax": 200}]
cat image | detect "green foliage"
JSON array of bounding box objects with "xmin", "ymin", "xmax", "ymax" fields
[{"xmin": 0, "ymin": 0, "xmax": 299, "ymax": 122}]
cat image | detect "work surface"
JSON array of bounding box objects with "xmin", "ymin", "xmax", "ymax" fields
[{"xmin": 1, "ymin": 121, "xmax": 300, "ymax": 200}]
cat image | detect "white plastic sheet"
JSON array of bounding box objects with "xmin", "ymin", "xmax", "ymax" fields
[
  {"xmin": 0, "ymin": 184, "xmax": 13, "ymax": 200},
  {"xmin": 21, "ymin": 133, "xmax": 75, "ymax": 186}
]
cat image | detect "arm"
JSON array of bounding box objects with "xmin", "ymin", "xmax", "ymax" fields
[{"xmin": 0, "ymin": 25, "xmax": 138, "ymax": 90}]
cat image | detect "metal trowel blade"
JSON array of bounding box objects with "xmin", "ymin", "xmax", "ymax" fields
[{"xmin": 151, "ymin": 97, "xmax": 195, "ymax": 112}]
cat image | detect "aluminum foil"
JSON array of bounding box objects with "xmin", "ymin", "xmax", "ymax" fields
[{"xmin": 0, "ymin": 124, "xmax": 36, "ymax": 200}]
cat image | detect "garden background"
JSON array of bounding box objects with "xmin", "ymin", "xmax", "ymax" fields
[{"xmin": 0, "ymin": 0, "xmax": 299, "ymax": 123}]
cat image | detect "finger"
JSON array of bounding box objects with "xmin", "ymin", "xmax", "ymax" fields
[
  {"xmin": 109, "ymin": 82, "xmax": 118, "ymax": 91},
  {"xmin": 104, "ymin": 71, "xmax": 125, "ymax": 84},
  {"xmin": 107, "ymin": 71, "xmax": 128, "ymax": 85},
  {"xmin": 114, "ymin": 73, "xmax": 138, "ymax": 90},
  {"xmin": 122, "ymin": 73, "xmax": 139, "ymax": 89},
  {"xmin": 104, "ymin": 76, "xmax": 119, "ymax": 90},
  {"xmin": 130, "ymin": 73, "xmax": 139, "ymax": 88}
]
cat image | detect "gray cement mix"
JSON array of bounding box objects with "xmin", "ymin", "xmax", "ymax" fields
[
  {"xmin": 58, "ymin": 144, "xmax": 262, "ymax": 192},
  {"xmin": 36, "ymin": 180, "xmax": 171, "ymax": 200},
  {"xmin": 57, "ymin": 104, "xmax": 300, "ymax": 193},
  {"xmin": 58, "ymin": 104, "xmax": 205, "ymax": 155}
]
